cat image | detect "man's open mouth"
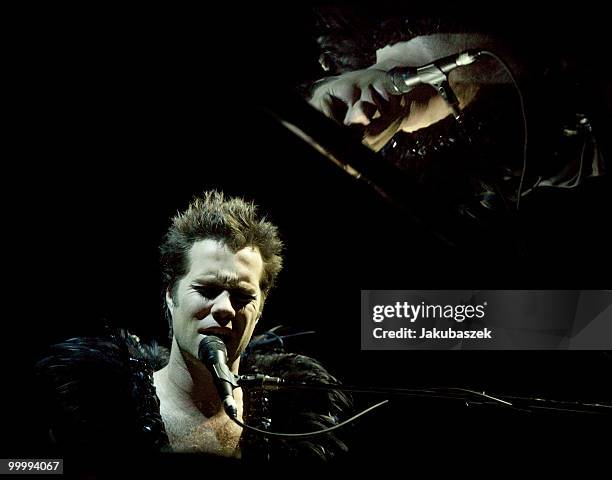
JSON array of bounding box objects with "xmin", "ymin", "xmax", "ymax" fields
[{"xmin": 197, "ymin": 328, "xmax": 234, "ymax": 345}]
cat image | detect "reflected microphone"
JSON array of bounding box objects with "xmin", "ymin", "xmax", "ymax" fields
[
  {"xmin": 385, "ymin": 49, "xmax": 484, "ymax": 95},
  {"xmin": 384, "ymin": 49, "xmax": 484, "ymax": 120},
  {"xmin": 198, "ymin": 335, "xmax": 238, "ymax": 418}
]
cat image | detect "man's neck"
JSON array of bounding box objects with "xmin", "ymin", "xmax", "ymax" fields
[{"xmin": 155, "ymin": 337, "xmax": 243, "ymax": 419}]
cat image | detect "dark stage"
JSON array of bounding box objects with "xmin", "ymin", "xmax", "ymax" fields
[{"xmin": 5, "ymin": 2, "xmax": 611, "ymax": 471}]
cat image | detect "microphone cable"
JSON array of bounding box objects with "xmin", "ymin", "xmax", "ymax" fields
[
  {"xmin": 228, "ymin": 379, "xmax": 610, "ymax": 438},
  {"xmin": 228, "ymin": 399, "xmax": 389, "ymax": 439},
  {"xmin": 477, "ymin": 50, "xmax": 529, "ymax": 211},
  {"xmin": 228, "ymin": 386, "xmax": 515, "ymax": 439}
]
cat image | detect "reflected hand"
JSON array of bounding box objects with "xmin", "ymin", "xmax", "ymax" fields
[
  {"xmin": 308, "ymin": 68, "xmax": 455, "ymax": 152},
  {"xmin": 308, "ymin": 68, "xmax": 402, "ymax": 130}
]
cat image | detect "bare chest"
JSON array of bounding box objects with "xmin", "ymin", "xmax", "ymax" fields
[{"xmin": 161, "ymin": 407, "xmax": 243, "ymax": 457}]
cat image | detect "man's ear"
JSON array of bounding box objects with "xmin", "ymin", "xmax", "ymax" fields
[
  {"xmin": 256, "ymin": 297, "xmax": 265, "ymax": 323},
  {"xmin": 165, "ymin": 289, "xmax": 175, "ymax": 315},
  {"xmin": 256, "ymin": 306, "xmax": 265, "ymax": 324}
]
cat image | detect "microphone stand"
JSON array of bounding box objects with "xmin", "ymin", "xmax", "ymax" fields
[{"xmin": 237, "ymin": 374, "xmax": 612, "ymax": 415}]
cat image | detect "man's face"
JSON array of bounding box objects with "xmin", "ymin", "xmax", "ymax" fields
[{"xmin": 167, "ymin": 238, "xmax": 264, "ymax": 368}]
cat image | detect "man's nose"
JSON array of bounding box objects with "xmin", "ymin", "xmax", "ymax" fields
[{"xmin": 210, "ymin": 290, "xmax": 236, "ymax": 327}]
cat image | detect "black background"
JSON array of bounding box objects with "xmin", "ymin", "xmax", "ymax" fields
[{"xmin": 5, "ymin": 1, "xmax": 611, "ymax": 470}]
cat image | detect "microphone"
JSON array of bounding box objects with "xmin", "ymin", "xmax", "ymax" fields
[
  {"xmin": 386, "ymin": 49, "xmax": 484, "ymax": 95},
  {"xmin": 198, "ymin": 335, "xmax": 239, "ymax": 418}
]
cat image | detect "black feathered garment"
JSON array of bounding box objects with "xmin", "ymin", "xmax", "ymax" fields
[{"xmin": 35, "ymin": 329, "xmax": 352, "ymax": 463}]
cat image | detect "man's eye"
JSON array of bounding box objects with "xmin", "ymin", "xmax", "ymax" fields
[{"xmin": 195, "ymin": 286, "xmax": 222, "ymax": 299}]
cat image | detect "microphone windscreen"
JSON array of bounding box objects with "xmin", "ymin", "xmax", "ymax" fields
[{"xmin": 198, "ymin": 335, "xmax": 227, "ymax": 365}]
